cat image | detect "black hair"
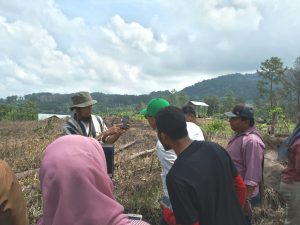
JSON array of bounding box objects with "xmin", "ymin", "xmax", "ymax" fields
[
  {"xmin": 181, "ymin": 105, "xmax": 196, "ymax": 117},
  {"xmin": 156, "ymin": 106, "xmax": 188, "ymax": 140}
]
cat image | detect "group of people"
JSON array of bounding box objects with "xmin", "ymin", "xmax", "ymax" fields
[
  {"xmin": 0, "ymin": 91, "xmax": 299, "ymax": 225},
  {"xmin": 140, "ymin": 98, "xmax": 264, "ymax": 225}
]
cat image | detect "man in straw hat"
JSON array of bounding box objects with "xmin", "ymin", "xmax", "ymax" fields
[{"xmin": 63, "ymin": 91, "xmax": 126, "ymax": 144}]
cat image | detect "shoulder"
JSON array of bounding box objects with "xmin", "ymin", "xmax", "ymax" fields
[
  {"xmin": 92, "ymin": 114, "xmax": 103, "ymax": 120},
  {"xmin": 192, "ymin": 140, "xmax": 220, "ymax": 149},
  {"xmin": 244, "ymin": 133, "xmax": 264, "ymax": 147},
  {"xmin": 186, "ymin": 122, "xmax": 200, "ymax": 131},
  {"xmin": 182, "ymin": 141, "xmax": 224, "ymax": 159},
  {"xmin": 186, "ymin": 122, "xmax": 204, "ymax": 141},
  {"xmin": 0, "ymin": 160, "xmax": 10, "ymax": 170},
  {"xmin": 64, "ymin": 116, "xmax": 74, "ymax": 124},
  {"xmin": 0, "ymin": 160, "xmax": 14, "ymax": 181},
  {"xmin": 92, "ymin": 115, "xmax": 104, "ymax": 123},
  {"xmin": 156, "ymin": 140, "xmax": 176, "ymax": 156}
]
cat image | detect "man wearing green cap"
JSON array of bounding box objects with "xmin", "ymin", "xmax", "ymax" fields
[
  {"xmin": 140, "ymin": 98, "xmax": 204, "ymax": 224},
  {"xmin": 63, "ymin": 91, "xmax": 125, "ymax": 144}
]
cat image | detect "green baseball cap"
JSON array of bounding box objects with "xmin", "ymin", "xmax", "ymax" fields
[{"xmin": 140, "ymin": 98, "xmax": 170, "ymax": 117}]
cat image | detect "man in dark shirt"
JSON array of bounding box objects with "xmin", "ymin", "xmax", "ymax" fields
[{"xmin": 155, "ymin": 106, "xmax": 246, "ymax": 225}]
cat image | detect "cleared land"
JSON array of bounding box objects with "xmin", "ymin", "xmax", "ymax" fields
[{"xmin": 0, "ymin": 118, "xmax": 286, "ymax": 225}]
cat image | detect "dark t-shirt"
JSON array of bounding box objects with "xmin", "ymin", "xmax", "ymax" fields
[{"xmin": 166, "ymin": 141, "xmax": 246, "ymax": 225}]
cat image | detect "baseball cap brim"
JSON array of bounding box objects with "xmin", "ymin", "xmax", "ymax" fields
[{"xmin": 224, "ymin": 111, "xmax": 239, "ymax": 118}]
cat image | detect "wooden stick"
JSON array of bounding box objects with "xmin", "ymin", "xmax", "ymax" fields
[
  {"xmin": 116, "ymin": 141, "xmax": 137, "ymax": 153},
  {"xmin": 116, "ymin": 148, "xmax": 155, "ymax": 165}
]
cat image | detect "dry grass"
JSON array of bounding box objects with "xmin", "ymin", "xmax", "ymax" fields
[{"xmin": 0, "ymin": 118, "xmax": 285, "ymax": 225}]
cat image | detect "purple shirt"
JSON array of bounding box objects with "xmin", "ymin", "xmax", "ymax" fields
[{"xmin": 226, "ymin": 126, "xmax": 265, "ymax": 197}]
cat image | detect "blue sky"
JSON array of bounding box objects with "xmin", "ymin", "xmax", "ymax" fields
[
  {"xmin": 57, "ymin": 0, "xmax": 165, "ymax": 26},
  {"xmin": 0, "ymin": 0, "xmax": 300, "ymax": 98}
]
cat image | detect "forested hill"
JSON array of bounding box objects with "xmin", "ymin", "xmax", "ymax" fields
[
  {"xmin": 1, "ymin": 73, "xmax": 260, "ymax": 114},
  {"xmin": 22, "ymin": 90, "xmax": 171, "ymax": 114},
  {"xmin": 181, "ymin": 73, "xmax": 259, "ymax": 101}
]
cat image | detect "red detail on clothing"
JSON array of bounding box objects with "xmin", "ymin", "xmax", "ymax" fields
[
  {"xmin": 282, "ymin": 139, "xmax": 300, "ymax": 183},
  {"xmin": 233, "ymin": 174, "xmax": 247, "ymax": 208},
  {"xmin": 163, "ymin": 208, "xmax": 199, "ymax": 225}
]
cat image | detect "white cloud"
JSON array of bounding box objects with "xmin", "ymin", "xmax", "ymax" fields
[
  {"xmin": 103, "ymin": 15, "xmax": 167, "ymax": 54},
  {"xmin": 0, "ymin": 0, "xmax": 300, "ymax": 98}
]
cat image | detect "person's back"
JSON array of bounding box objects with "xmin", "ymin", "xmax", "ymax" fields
[
  {"xmin": 167, "ymin": 141, "xmax": 246, "ymax": 225},
  {"xmin": 156, "ymin": 121, "xmax": 205, "ymax": 198}
]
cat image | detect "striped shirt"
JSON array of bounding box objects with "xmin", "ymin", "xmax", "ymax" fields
[{"xmin": 63, "ymin": 113, "xmax": 107, "ymax": 138}]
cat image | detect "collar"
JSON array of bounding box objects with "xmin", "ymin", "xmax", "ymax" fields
[{"xmin": 236, "ymin": 126, "xmax": 257, "ymax": 137}]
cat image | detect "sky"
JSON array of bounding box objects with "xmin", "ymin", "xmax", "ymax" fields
[{"xmin": 1, "ymin": 0, "xmax": 300, "ymax": 98}]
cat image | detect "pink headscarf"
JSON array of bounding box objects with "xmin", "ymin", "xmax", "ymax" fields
[{"xmin": 37, "ymin": 135, "xmax": 130, "ymax": 225}]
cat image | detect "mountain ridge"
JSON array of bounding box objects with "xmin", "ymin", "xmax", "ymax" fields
[{"xmin": 1, "ymin": 73, "xmax": 260, "ymax": 113}]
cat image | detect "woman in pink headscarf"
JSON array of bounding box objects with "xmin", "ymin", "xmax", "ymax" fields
[{"xmin": 37, "ymin": 135, "xmax": 150, "ymax": 225}]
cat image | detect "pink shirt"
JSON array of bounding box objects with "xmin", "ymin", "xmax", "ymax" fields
[
  {"xmin": 226, "ymin": 126, "xmax": 265, "ymax": 197},
  {"xmin": 281, "ymin": 139, "xmax": 300, "ymax": 183}
]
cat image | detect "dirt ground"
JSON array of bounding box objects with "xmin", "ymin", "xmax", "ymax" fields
[{"xmin": 0, "ymin": 117, "xmax": 288, "ymax": 225}]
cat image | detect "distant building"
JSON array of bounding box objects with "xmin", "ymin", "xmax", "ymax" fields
[
  {"xmin": 187, "ymin": 101, "xmax": 209, "ymax": 117},
  {"xmin": 38, "ymin": 113, "xmax": 69, "ymax": 121}
]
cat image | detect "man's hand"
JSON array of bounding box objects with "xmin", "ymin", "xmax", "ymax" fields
[
  {"xmin": 106, "ymin": 124, "xmax": 122, "ymax": 135},
  {"xmin": 95, "ymin": 125, "xmax": 122, "ymax": 142}
]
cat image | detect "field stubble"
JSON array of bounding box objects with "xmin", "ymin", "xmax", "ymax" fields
[{"xmin": 0, "ymin": 118, "xmax": 285, "ymax": 225}]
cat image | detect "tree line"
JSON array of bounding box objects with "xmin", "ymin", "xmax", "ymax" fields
[{"xmin": 0, "ymin": 56, "xmax": 299, "ymax": 126}]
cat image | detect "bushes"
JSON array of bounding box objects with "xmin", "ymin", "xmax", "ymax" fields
[
  {"xmin": 202, "ymin": 119, "xmax": 231, "ymax": 141},
  {"xmin": 0, "ymin": 101, "xmax": 38, "ymax": 121}
]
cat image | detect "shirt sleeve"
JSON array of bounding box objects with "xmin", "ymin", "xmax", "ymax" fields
[
  {"xmin": 243, "ymin": 138, "xmax": 264, "ymax": 187},
  {"xmin": 163, "ymin": 207, "xmax": 200, "ymax": 225},
  {"xmin": 233, "ymin": 175, "xmax": 246, "ymax": 208},
  {"xmin": 166, "ymin": 174, "xmax": 198, "ymax": 225}
]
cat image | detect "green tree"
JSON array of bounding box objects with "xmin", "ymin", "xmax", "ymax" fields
[
  {"xmin": 6, "ymin": 95, "xmax": 18, "ymax": 104},
  {"xmin": 165, "ymin": 90, "xmax": 189, "ymax": 107},
  {"xmin": 280, "ymin": 57, "xmax": 300, "ymax": 120},
  {"xmin": 257, "ymin": 57, "xmax": 286, "ymax": 108},
  {"xmin": 257, "ymin": 57, "xmax": 286, "ymax": 133},
  {"xmin": 204, "ymin": 95, "xmax": 220, "ymax": 116},
  {"xmin": 290, "ymin": 57, "xmax": 300, "ymax": 112},
  {"xmin": 0, "ymin": 100, "xmax": 38, "ymax": 121}
]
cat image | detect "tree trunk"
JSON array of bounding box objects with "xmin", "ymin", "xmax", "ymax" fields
[{"xmin": 269, "ymin": 79, "xmax": 276, "ymax": 134}]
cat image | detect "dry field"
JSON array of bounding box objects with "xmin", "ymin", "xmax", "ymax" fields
[{"xmin": 0, "ymin": 117, "xmax": 286, "ymax": 224}]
